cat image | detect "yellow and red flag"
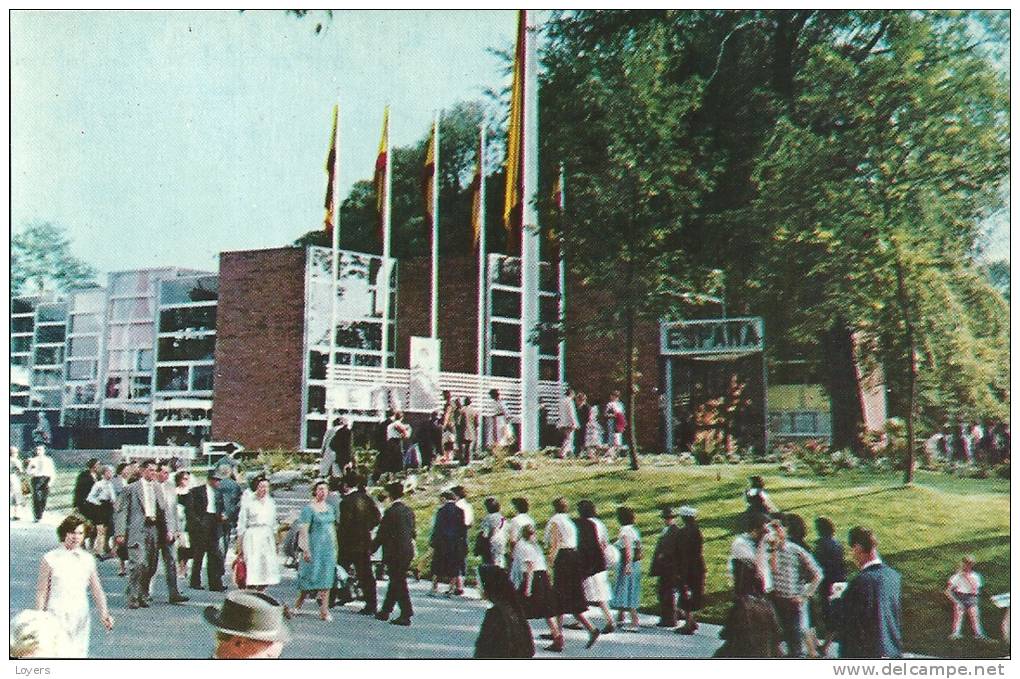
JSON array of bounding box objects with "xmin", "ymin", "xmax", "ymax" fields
[
  {"xmin": 502, "ymin": 9, "xmax": 526, "ymax": 252},
  {"xmin": 323, "ymin": 104, "xmax": 339, "ymax": 236},
  {"xmin": 470, "ymin": 131, "xmax": 484, "ymax": 248},
  {"xmin": 423, "ymin": 121, "xmax": 436, "ymax": 225},
  {"xmin": 374, "ymin": 106, "xmax": 390, "ymax": 243}
]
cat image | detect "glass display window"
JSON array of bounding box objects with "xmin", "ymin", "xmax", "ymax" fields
[
  {"xmin": 307, "ymin": 385, "xmax": 326, "ymax": 414},
  {"xmin": 158, "ymin": 306, "xmax": 216, "ymax": 333},
  {"xmin": 35, "ymin": 325, "xmax": 66, "ymax": 344},
  {"xmin": 12, "ymin": 317, "xmax": 34, "ymax": 333},
  {"xmin": 157, "ymin": 336, "xmax": 215, "ymax": 362},
  {"xmin": 160, "ymin": 275, "xmax": 218, "ymax": 305},
  {"xmin": 69, "ymin": 314, "xmax": 100, "ymax": 334},
  {"xmin": 33, "ymin": 346, "xmax": 64, "ymax": 366},
  {"xmin": 102, "ymin": 404, "xmax": 149, "ymax": 426},
  {"xmin": 110, "ymin": 271, "xmax": 152, "ymax": 296},
  {"xmin": 129, "ymin": 376, "xmax": 152, "ymax": 399},
  {"xmin": 36, "ymin": 304, "xmax": 67, "ymax": 324},
  {"xmin": 191, "ymin": 365, "xmax": 214, "ymax": 391},
  {"xmin": 490, "ymin": 355, "xmax": 521, "ymax": 378},
  {"xmin": 30, "ymin": 390, "xmax": 62, "ymax": 409},
  {"xmin": 11, "ymin": 336, "xmax": 32, "ymax": 354},
  {"xmin": 71, "ymin": 289, "xmax": 105, "ymax": 314},
  {"xmin": 66, "ymin": 360, "xmax": 97, "ymax": 380},
  {"xmin": 353, "ymin": 353, "xmax": 382, "ymax": 367},
  {"xmin": 65, "ymin": 383, "xmax": 97, "ymax": 405},
  {"xmin": 68, "ymin": 336, "xmax": 99, "ymax": 357},
  {"xmin": 63, "ymin": 409, "xmax": 100, "ymax": 428},
  {"xmin": 105, "ymin": 376, "xmax": 124, "ymax": 398},
  {"xmin": 491, "ymin": 289, "xmax": 522, "ymax": 320},
  {"xmin": 157, "ymin": 366, "xmax": 190, "ymax": 392},
  {"xmin": 136, "ymin": 349, "xmax": 154, "ymax": 371},
  {"xmin": 110, "ymin": 297, "xmax": 153, "ymax": 321},
  {"xmin": 491, "ymin": 322, "xmax": 521, "ymax": 352},
  {"xmin": 32, "ymin": 369, "xmax": 63, "ymax": 387},
  {"xmin": 12, "ymin": 298, "xmax": 35, "ymax": 315}
]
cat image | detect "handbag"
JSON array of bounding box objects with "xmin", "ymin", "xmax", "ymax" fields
[{"xmin": 233, "ymin": 555, "xmax": 247, "ymax": 589}]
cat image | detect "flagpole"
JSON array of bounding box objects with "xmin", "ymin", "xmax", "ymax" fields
[
  {"xmin": 328, "ymin": 103, "xmax": 341, "ymax": 431},
  {"xmin": 519, "ymin": 9, "xmax": 541, "ymax": 452},
  {"xmin": 430, "ymin": 112, "xmax": 440, "ymax": 340},
  {"xmin": 476, "ymin": 124, "xmax": 487, "ymax": 408},
  {"xmin": 380, "ymin": 107, "xmax": 392, "ymax": 395},
  {"xmin": 557, "ymin": 163, "xmax": 566, "ymax": 388}
]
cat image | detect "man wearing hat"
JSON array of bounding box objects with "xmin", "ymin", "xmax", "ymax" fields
[
  {"xmin": 205, "ymin": 590, "xmax": 289, "ymax": 659},
  {"xmin": 373, "ymin": 482, "xmax": 416, "ymax": 626},
  {"xmin": 648, "ymin": 507, "xmax": 683, "ymax": 628},
  {"xmin": 185, "ymin": 468, "xmax": 228, "ymax": 592}
]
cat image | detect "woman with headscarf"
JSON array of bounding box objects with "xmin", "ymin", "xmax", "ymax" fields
[{"xmin": 474, "ymin": 564, "xmax": 536, "ymax": 658}]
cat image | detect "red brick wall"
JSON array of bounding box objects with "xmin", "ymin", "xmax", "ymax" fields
[
  {"xmin": 564, "ymin": 277, "xmax": 663, "ymax": 451},
  {"xmin": 396, "ymin": 255, "xmax": 479, "ymax": 373},
  {"xmin": 212, "ymin": 247, "xmax": 307, "ymax": 450}
]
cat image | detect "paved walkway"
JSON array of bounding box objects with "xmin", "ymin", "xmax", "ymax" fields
[{"xmin": 11, "ymin": 512, "xmax": 725, "ymax": 659}]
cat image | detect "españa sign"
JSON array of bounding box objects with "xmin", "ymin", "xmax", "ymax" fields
[{"xmin": 660, "ymin": 317, "xmax": 765, "ymax": 357}]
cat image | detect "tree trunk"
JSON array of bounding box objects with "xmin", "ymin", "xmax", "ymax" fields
[
  {"xmin": 893, "ymin": 253, "xmax": 917, "ymax": 484},
  {"xmin": 624, "ymin": 260, "xmax": 640, "ymax": 471},
  {"xmin": 823, "ymin": 322, "xmax": 866, "ymax": 454}
]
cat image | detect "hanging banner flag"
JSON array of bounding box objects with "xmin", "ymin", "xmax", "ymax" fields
[
  {"xmin": 374, "ymin": 106, "xmax": 390, "ymax": 243},
  {"xmin": 423, "ymin": 121, "xmax": 436, "ymax": 225},
  {"xmin": 323, "ymin": 104, "xmax": 339, "ymax": 235},
  {"xmin": 470, "ymin": 131, "xmax": 484, "ymax": 248},
  {"xmin": 502, "ymin": 9, "xmax": 526, "ymax": 251}
]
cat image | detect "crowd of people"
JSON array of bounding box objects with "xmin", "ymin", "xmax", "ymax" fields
[
  {"xmin": 925, "ymin": 420, "xmax": 1010, "ymax": 465},
  {"xmin": 8, "ymin": 448, "xmax": 999, "ymax": 659}
]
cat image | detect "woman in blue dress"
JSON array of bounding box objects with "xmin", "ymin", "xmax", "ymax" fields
[
  {"xmin": 292, "ymin": 480, "xmax": 338, "ymax": 622},
  {"xmin": 609, "ymin": 506, "xmax": 643, "ymax": 632}
]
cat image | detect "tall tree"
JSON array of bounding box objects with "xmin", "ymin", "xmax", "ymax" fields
[
  {"xmin": 748, "ymin": 11, "xmax": 1009, "ymax": 480},
  {"xmin": 11, "ymin": 221, "xmax": 97, "ymax": 297},
  {"xmin": 542, "ymin": 16, "xmax": 724, "ymax": 469}
]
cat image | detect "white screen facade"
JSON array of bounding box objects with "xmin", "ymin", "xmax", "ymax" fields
[{"xmin": 301, "ymin": 246, "xmax": 397, "ymax": 450}]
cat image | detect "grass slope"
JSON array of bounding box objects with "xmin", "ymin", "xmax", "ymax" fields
[{"xmin": 402, "ymin": 461, "xmax": 1009, "ymax": 659}]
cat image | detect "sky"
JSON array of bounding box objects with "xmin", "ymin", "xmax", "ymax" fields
[
  {"xmin": 10, "ymin": 9, "xmax": 1010, "ymax": 280},
  {"xmin": 11, "ymin": 9, "xmax": 519, "ymax": 276}
]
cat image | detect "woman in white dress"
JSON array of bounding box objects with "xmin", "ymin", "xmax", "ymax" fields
[
  {"xmin": 235, "ymin": 476, "xmax": 281, "ymax": 591},
  {"xmin": 584, "ymin": 403, "xmax": 605, "ymax": 458},
  {"xmin": 35, "ymin": 514, "xmax": 114, "ymax": 657}
]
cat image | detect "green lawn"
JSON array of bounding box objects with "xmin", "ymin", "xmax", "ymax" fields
[{"xmin": 401, "ymin": 460, "xmax": 1009, "ymax": 659}]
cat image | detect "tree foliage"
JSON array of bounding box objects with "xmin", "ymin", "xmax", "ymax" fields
[{"xmin": 11, "ymin": 221, "xmax": 97, "ymax": 297}]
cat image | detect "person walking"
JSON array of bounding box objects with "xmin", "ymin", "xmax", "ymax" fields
[
  {"xmin": 714, "ymin": 557, "xmax": 783, "ymax": 657},
  {"xmin": 152, "ymin": 462, "xmax": 188, "ymax": 605},
  {"xmin": 462, "ymin": 397, "xmax": 479, "ymax": 463},
  {"xmin": 813, "ymin": 516, "xmax": 847, "ymax": 655},
  {"xmin": 380, "ymin": 412, "xmax": 410, "ymax": 477},
  {"xmin": 474, "ymin": 564, "xmax": 536, "ymax": 658},
  {"xmin": 114, "ymin": 459, "xmax": 179, "ymax": 608},
  {"xmin": 292, "ymin": 480, "xmax": 338, "ymax": 621},
  {"xmin": 604, "ymin": 390, "xmax": 626, "ymax": 450},
  {"xmin": 414, "ymin": 412, "xmax": 443, "ymax": 469},
  {"xmin": 478, "ymin": 497, "xmax": 509, "ymax": 568},
  {"xmin": 575, "ymin": 499, "xmax": 614, "ymax": 632},
  {"xmin": 544, "ymin": 496, "xmax": 600, "ymax": 650},
  {"xmin": 185, "ymin": 469, "xmax": 227, "ymax": 592},
  {"xmin": 336, "ymin": 471, "xmax": 381, "ymax": 614},
  {"xmin": 675, "ymin": 506, "xmax": 706, "ymax": 635},
  {"xmin": 574, "ymin": 392, "xmax": 590, "ymax": 456},
  {"xmin": 649, "ymin": 507, "xmax": 683, "ymax": 628},
  {"xmin": 511, "ymin": 523, "xmax": 561, "ymax": 647},
  {"xmin": 373, "ymin": 482, "xmax": 416, "ymax": 626},
  {"xmin": 173, "ymin": 470, "xmax": 193, "ymax": 580},
  {"xmin": 506, "ymin": 497, "xmax": 535, "ymax": 556},
  {"xmin": 71, "ymin": 458, "xmax": 99, "ymax": 534},
  {"xmin": 945, "ymin": 555, "xmax": 989, "ymax": 640},
  {"xmin": 831, "ymin": 526, "xmax": 903, "ymax": 658},
  {"xmin": 34, "ymin": 514, "xmax": 114, "ymax": 657},
  {"xmin": 609, "ymin": 506, "xmax": 643, "ymax": 632},
  {"xmin": 10, "ymin": 447, "xmax": 26, "ymax": 521},
  {"xmin": 767, "ymin": 516, "xmax": 823, "ymax": 657},
  {"xmin": 235, "ymin": 476, "xmax": 280, "ymax": 593},
  {"xmin": 319, "ymin": 417, "xmax": 353, "ymax": 481},
  {"xmin": 25, "ymin": 446, "xmax": 56, "ymax": 522},
  {"xmin": 556, "ymin": 388, "xmax": 580, "ymax": 458},
  {"xmin": 489, "ymin": 389, "xmax": 512, "ymax": 451},
  {"xmin": 84, "ymin": 466, "xmax": 116, "ymax": 558},
  {"xmin": 216, "ymin": 466, "xmax": 243, "ymax": 559},
  {"xmin": 430, "ymin": 491, "xmax": 467, "ymax": 595}
]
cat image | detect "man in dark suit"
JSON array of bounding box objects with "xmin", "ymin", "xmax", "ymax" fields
[
  {"xmin": 336, "ymin": 471, "xmax": 381, "ymax": 615},
  {"xmin": 373, "ymin": 482, "xmax": 416, "ymax": 626},
  {"xmin": 186, "ymin": 469, "xmax": 227, "ymax": 592},
  {"xmin": 72, "ymin": 458, "xmax": 100, "ymax": 547},
  {"xmin": 831, "ymin": 526, "xmax": 903, "ymax": 658},
  {"xmin": 649, "ymin": 507, "xmax": 683, "ymax": 627}
]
